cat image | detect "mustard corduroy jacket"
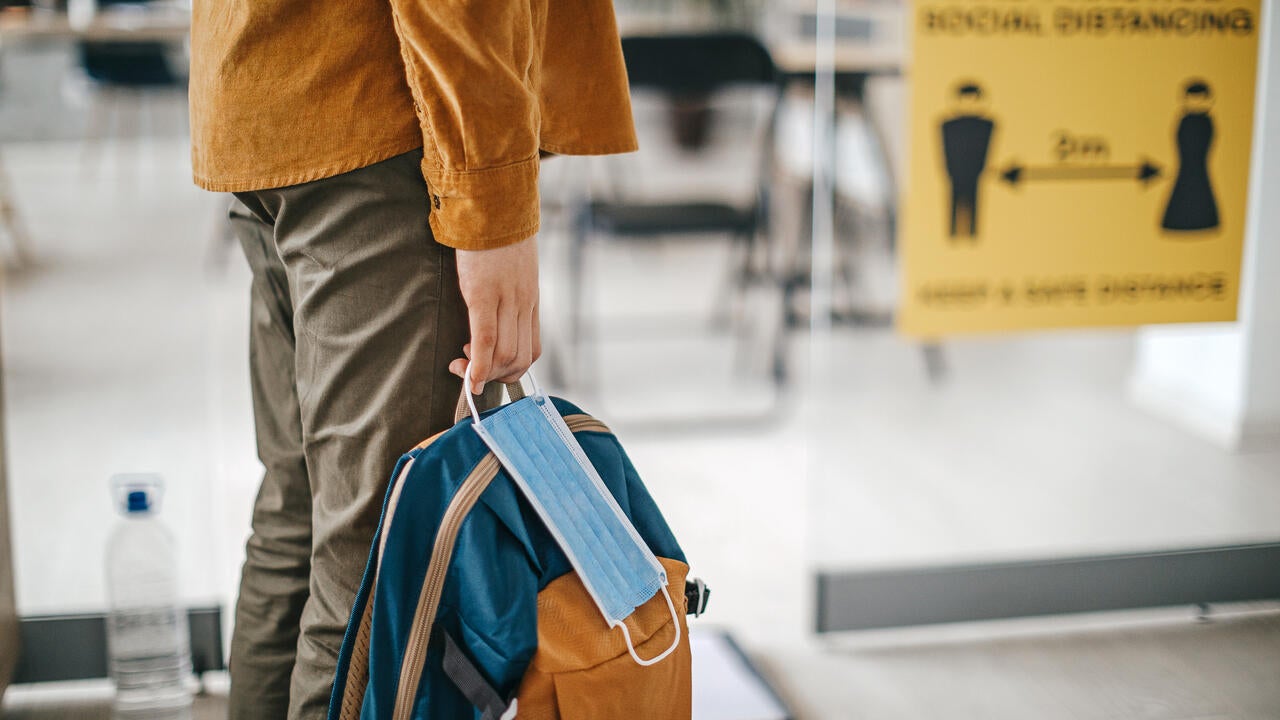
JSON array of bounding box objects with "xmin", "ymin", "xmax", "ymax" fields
[{"xmin": 189, "ymin": 0, "xmax": 639, "ymax": 250}]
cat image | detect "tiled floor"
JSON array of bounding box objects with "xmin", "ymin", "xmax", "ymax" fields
[
  {"xmin": 2, "ymin": 121, "xmax": 1279, "ymax": 715},
  {"xmin": 766, "ymin": 609, "xmax": 1280, "ymax": 719}
]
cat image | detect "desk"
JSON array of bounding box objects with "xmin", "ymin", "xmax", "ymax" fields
[
  {"xmin": 770, "ymin": 39, "xmax": 904, "ymax": 80},
  {"xmin": 617, "ymin": 6, "xmax": 906, "ymax": 78},
  {"xmin": 0, "ymin": 6, "xmax": 189, "ymax": 43}
]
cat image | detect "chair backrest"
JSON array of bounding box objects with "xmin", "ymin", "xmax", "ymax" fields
[
  {"xmin": 78, "ymin": 0, "xmax": 182, "ymax": 87},
  {"xmin": 596, "ymin": 33, "xmax": 782, "ymax": 213},
  {"xmin": 79, "ymin": 42, "xmax": 181, "ymax": 86},
  {"xmin": 620, "ymin": 33, "xmax": 777, "ymax": 94}
]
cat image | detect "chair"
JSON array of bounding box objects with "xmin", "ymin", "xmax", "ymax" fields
[
  {"xmin": 567, "ymin": 33, "xmax": 787, "ymax": 395},
  {"xmin": 76, "ymin": 1, "xmax": 187, "ymax": 164}
]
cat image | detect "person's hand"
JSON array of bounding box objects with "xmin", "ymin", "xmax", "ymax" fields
[{"xmin": 449, "ymin": 236, "xmax": 541, "ymax": 394}]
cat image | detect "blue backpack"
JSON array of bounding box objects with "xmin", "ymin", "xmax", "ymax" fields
[{"xmin": 328, "ymin": 384, "xmax": 708, "ymax": 720}]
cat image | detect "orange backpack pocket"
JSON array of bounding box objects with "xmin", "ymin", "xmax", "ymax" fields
[{"xmin": 514, "ymin": 557, "xmax": 692, "ymax": 720}]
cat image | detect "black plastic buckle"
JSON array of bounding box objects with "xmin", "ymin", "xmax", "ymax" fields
[{"xmin": 684, "ymin": 577, "xmax": 710, "ymax": 617}]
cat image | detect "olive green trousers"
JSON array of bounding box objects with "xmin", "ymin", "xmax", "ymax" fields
[{"xmin": 226, "ymin": 150, "xmax": 487, "ymax": 720}]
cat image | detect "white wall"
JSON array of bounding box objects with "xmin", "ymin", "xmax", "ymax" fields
[
  {"xmin": 1130, "ymin": 325, "xmax": 1248, "ymax": 447},
  {"xmin": 1131, "ymin": 2, "xmax": 1280, "ymax": 450},
  {"xmin": 1236, "ymin": 60, "xmax": 1280, "ymax": 436}
]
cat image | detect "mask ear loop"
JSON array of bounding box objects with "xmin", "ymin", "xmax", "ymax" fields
[
  {"xmin": 614, "ymin": 585, "xmax": 682, "ymax": 667},
  {"xmin": 524, "ymin": 369, "xmax": 546, "ymax": 400},
  {"xmin": 463, "ymin": 368, "xmax": 484, "ymax": 430},
  {"xmin": 463, "ymin": 367, "xmax": 545, "ymax": 431}
]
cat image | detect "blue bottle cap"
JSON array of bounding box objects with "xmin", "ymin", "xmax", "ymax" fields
[{"xmin": 125, "ymin": 490, "xmax": 150, "ymax": 513}]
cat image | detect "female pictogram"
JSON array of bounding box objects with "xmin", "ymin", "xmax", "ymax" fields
[{"xmin": 1161, "ymin": 80, "xmax": 1220, "ymax": 233}]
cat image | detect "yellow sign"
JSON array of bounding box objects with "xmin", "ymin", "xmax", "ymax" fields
[{"xmin": 898, "ymin": 0, "xmax": 1261, "ymax": 336}]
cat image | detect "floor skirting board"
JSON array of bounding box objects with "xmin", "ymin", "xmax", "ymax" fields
[
  {"xmin": 816, "ymin": 542, "xmax": 1280, "ymax": 633},
  {"xmin": 12, "ymin": 606, "xmax": 223, "ymax": 685}
]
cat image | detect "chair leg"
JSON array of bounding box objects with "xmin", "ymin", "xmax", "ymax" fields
[
  {"xmin": 738, "ymin": 221, "xmax": 769, "ymax": 304},
  {"xmin": 567, "ymin": 211, "xmax": 590, "ymax": 391},
  {"xmin": 203, "ymin": 193, "xmax": 238, "ymax": 273},
  {"xmin": 834, "ymin": 209, "xmax": 861, "ymax": 322},
  {"xmin": 711, "ymin": 228, "xmax": 752, "ymax": 332},
  {"xmin": 82, "ymin": 86, "xmax": 117, "ymax": 177},
  {"xmin": 735, "ymin": 229, "xmax": 756, "ymax": 331},
  {"xmin": 0, "ymin": 150, "xmax": 32, "ymax": 269},
  {"xmin": 769, "ymin": 259, "xmax": 791, "ymax": 388},
  {"xmin": 119, "ymin": 88, "xmax": 141, "ymax": 139},
  {"xmin": 783, "ymin": 181, "xmax": 815, "ymax": 330},
  {"xmin": 118, "ymin": 89, "xmax": 142, "ymax": 176},
  {"xmin": 921, "ymin": 342, "xmax": 947, "ymax": 384},
  {"xmin": 772, "ymin": 313, "xmax": 789, "ymax": 387},
  {"xmin": 723, "ymin": 230, "xmax": 751, "ymax": 380}
]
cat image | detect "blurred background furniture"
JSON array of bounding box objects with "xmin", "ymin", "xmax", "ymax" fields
[
  {"xmin": 0, "ymin": 147, "xmax": 31, "ymax": 269},
  {"xmin": 612, "ymin": 3, "xmax": 930, "ymax": 374},
  {"xmin": 0, "ymin": 1, "xmax": 190, "ymax": 43},
  {"xmin": 567, "ymin": 32, "xmax": 788, "ymax": 394},
  {"xmin": 762, "ymin": 2, "xmax": 947, "ymax": 380},
  {"xmin": 74, "ymin": 1, "xmax": 188, "ymax": 166},
  {"xmin": 0, "ymin": 1, "xmax": 190, "ymax": 163},
  {"xmin": 766, "ymin": 3, "xmax": 903, "ymax": 328},
  {"xmin": 0, "ymin": 1, "xmax": 189, "ymax": 265}
]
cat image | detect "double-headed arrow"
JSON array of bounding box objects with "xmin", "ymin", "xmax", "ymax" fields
[{"xmin": 1000, "ymin": 159, "xmax": 1162, "ymax": 187}]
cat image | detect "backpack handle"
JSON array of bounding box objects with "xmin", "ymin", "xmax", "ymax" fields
[{"xmin": 453, "ymin": 369, "xmax": 544, "ymax": 425}]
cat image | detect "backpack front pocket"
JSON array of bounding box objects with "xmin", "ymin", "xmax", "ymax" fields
[{"xmin": 514, "ymin": 557, "xmax": 692, "ymax": 720}]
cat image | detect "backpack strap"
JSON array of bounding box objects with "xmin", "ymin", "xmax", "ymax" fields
[
  {"xmin": 441, "ymin": 631, "xmax": 518, "ymax": 720},
  {"xmin": 391, "ymin": 454, "xmax": 503, "ymax": 720},
  {"xmin": 336, "ymin": 590, "xmax": 376, "ymax": 720}
]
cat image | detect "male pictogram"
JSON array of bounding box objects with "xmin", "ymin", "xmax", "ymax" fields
[{"xmin": 941, "ymin": 82, "xmax": 996, "ymax": 241}]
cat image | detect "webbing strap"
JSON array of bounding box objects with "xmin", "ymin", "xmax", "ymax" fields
[
  {"xmin": 453, "ymin": 382, "xmax": 525, "ymax": 424},
  {"xmin": 441, "ymin": 631, "xmax": 515, "ymax": 720}
]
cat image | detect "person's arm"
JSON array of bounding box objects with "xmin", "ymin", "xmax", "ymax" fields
[
  {"xmin": 388, "ymin": 0, "xmax": 543, "ymax": 390},
  {"xmin": 389, "ymin": 0, "xmax": 542, "ymax": 250},
  {"xmin": 447, "ymin": 238, "xmax": 541, "ymax": 394}
]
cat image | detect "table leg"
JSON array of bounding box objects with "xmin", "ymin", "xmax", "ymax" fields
[{"xmin": 0, "ymin": 148, "xmax": 31, "ymax": 269}]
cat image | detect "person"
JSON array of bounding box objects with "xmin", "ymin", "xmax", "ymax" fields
[
  {"xmin": 940, "ymin": 82, "xmax": 995, "ymax": 241},
  {"xmin": 187, "ymin": 1, "xmax": 639, "ymax": 717}
]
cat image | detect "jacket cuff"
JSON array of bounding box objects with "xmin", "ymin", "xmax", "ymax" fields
[{"xmin": 423, "ymin": 156, "xmax": 540, "ymax": 250}]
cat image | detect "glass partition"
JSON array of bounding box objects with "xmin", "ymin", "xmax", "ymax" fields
[{"xmin": 0, "ymin": 0, "xmax": 1276, "ymax": 714}]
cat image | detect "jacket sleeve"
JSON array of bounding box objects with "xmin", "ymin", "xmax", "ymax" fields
[{"xmin": 387, "ymin": 0, "xmax": 542, "ymax": 250}]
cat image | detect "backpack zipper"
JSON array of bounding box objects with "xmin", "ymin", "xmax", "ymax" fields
[{"xmin": 389, "ymin": 414, "xmax": 609, "ymax": 720}]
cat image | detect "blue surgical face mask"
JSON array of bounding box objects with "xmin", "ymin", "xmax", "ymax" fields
[{"xmin": 464, "ymin": 371, "xmax": 680, "ymax": 667}]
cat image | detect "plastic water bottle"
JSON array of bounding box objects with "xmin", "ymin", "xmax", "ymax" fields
[{"xmin": 105, "ymin": 475, "xmax": 193, "ymax": 719}]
